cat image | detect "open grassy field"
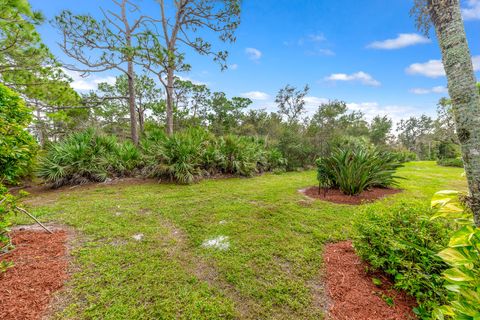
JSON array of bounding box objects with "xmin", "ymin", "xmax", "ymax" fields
[{"xmin": 18, "ymin": 161, "xmax": 466, "ymax": 320}]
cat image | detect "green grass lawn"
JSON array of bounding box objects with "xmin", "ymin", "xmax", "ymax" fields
[{"xmin": 19, "ymin": 161, "xmax": 466, "ymax": 320}]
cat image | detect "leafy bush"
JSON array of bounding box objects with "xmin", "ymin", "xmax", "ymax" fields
[
  {"xmin": 437, "ymin": 158, "xmax": 464, "ymax": 168},
  {"xmin": 434, "ymin": 226, "xmax": 480, "ymax": 320},
  {"xmin": 316, "ymin": 145, "xmax": 403, "ymax": 195},
  {"xmin": 429, "ymin": 190, "xmax": 480, "ymax": 320},
  {"xmin": 142, "ymin": 128, "xmax": 286, "ymax": 184},
  {"xmin": 1, "ymin": 184, "xmax": 16, "ymax": 274},
  {"xmin": 437, "ymin": 141, "xmax": 460, "ymax": 160},
  {"xmin": 277, "ymin": 128, "xmax": 314, "ymax": 170},
  {"xmin": 142, "ymin": 128, "xmax": 210, "ymax": 184},
  {"xmin": 37, "ymin": 129, "xmax": 140, "ymax": 187},
  {"xmin": 392, "ymin": 150, "xmax": 418, "ymax": 163},
  {"xmin": 353, "ymin": 201, "xmax": 453, "ymax": 318},
  {"xmin": 0, "ymin": 83, "xmax": 37, "ymax": 184}
]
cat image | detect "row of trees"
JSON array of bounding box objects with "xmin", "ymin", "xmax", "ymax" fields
[{"xmin": 44, "ymin": 72, "xmax": 461, "ymax": 167}]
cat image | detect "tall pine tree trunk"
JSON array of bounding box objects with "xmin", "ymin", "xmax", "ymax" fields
[
  {"xmin": 166, "ymin": 69, "xmax": 174, "ymax": 136},
  {"xmin": 127, "ymin": 61, "xmax": 139, "ymax": 145},
  {"xmin": 429, "ymin": 0, "xmax": 480, "ymax": 226}
]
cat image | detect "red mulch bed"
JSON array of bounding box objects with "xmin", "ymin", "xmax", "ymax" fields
[
  {"xmin": 0, "ymin": 230, "xmax": 68, "ymax": 320},
  {"xmin": 301, "ymin": 186, "xmax": 402, "ymax": 205},
  {"xmin": 324, "ymin": 241, "xmax": 417, "ymax": 320}
]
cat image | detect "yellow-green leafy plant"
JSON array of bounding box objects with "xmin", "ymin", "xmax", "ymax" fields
[
  {"xmin": 431, "ymin": 191, "xmax": 480, "ymax": 319},
  {"xmin": 0, "ymin": 184, "xmax": 19, "ymax": 274}
]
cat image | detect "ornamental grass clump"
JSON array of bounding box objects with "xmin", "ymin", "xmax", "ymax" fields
[{"xmin": 316, "ymin": 145, "xmax": 404, "ymax": 196}]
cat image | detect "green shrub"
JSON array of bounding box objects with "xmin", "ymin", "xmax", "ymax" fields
[
  {"xmin": 142, "ymin": 128, "xmax": 286, "ymax": 183},
  {"xmin": 0, "ymin": 83, "xmax": 37, "ymax": 184},
  {"xmin": 0, "ymin": 184, "xmax": 16, "ymax": 274},
  {"xmin": 277, "ymin": 128, "xmax": 313, "ymax": 170},
  {"xmin": 316, "ymin": 145, "xmax": 403, "ymax": 195},
  {"xmin": 353, "ymin": 201, "xmax": 453, "ymax": 318},
  {"xmin": 37, "ymin": 129, "xmax": 139, "ymax": 187},
  {"xmin": 429, "ymin": 191, "xmax": 480, "ymax": 320},
  {"xmin": 434, "ymin": 226, "xmax": 480, "ymax": 320},
  {"xmin": 392, "ymin": 150, "xmax": 418, "ymax": 163},
  {"xmin": 437, "ymin": 141, "xmax": 460, "ymax": 160},
  {"xmin": 142, "ymin": 128, "xmax": 209, "ymax": 184},
  {"xmin": 218, "ymin": 135, "xmax": 261, "ymax": 176},
  {"xmin": 437, "ymin": 158, "xmax": 464, "ymax": 168}
]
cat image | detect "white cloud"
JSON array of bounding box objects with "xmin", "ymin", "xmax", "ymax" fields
[
  {"xmin": 367, "ymin": 33, "xmax": 430, "ymax": 50},
  {"xmin": 308, "ymin": 33, "xmax": 326, "ymax": 42},
  {"xmin": 306, "ymin": 48, "xmax": 335, "ymax": 56},
  {"xmin": 463, "ymin": 0, "xmax": 480, "ymax": 20},
  {"xmin": 325, "ymin": 71, "xmax": 381, "ymax": 86},
  {"xmin": 346, "ymin": 102, "xmax": 425, "ymax": 128},
  {"xmin": 176, "ymin": 75, "xmax": 207, "ymax": 86},
  {"xmin": 304, "ymin": 96, "xmax": 329, "ymax": 112},
  {"xmin": 406, "ymin": 55, "xmax": 480, "ymax": 78},
  {"xmin": 241, "ymin": 91, "xmax": 270, "ymax": 101},
  {"xmin": 229, "ymin": 63, "xmax": 238, "ymax": 70},
  {"xmin": 410, "ymin": 86, "xmax": 448, "ymax": 95},
  {"xmin": 63, "ymin": 69, "xmax": 116, "ymax": 91},
  {"xmin": 245, "ymin": 47, "xmax": 262, "ymax": 61},
  {"xmin": 405, "ymin": 59, "xmax": 445, "ymax": 78}
]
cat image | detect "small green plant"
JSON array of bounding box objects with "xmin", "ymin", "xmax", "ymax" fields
[
  {"xmin": 430, "ymin": 191, "xmax": 480, "ymax": 320},
  {"xmin": 316, "ymin": 145, "xmax": 403, "ymax": 195},
  {"xmin": 1, "ymin": 184, "xmax": 18, "ymax": 274},
  {"xmin": 437, "ymin": 158, "xmax": 464, "ymax": 168},
  {"xmin": 353, "ymin": 201, "xmax": 452, "ymax": 318}
]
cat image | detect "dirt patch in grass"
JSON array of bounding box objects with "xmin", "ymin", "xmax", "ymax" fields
[
  {"xmin": 300, "ymin": 186, "xmax": 402, "ymax": 205},
  {"xmin": 0, "ymin": 229, "xmax": 69, "ymax": 320},
  {"xmin": 324, "ymin": 241, "xmax": 417, "ymax": 320}
]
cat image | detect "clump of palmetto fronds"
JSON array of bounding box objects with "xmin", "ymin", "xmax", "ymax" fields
[
  {"xmin": 316, "ymin": 145, "xmax": 403, "ymax": 196},
  {"xmin": 37, "ymin": 129, "xmax": 141, "ymax": 187},
  {"xmin": 39, "ymin": 127, "xmax": 287, "ymax": 187},
  {"xmin": 142, "ymin": 127, "xmax": 286, "ymax": 184}
]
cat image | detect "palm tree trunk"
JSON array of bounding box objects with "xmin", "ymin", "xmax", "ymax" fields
[{"xmin": 429, "ymin": 0, "xmax": 480, "ymax": 226}]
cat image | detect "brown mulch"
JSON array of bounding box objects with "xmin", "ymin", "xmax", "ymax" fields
[
  {"xmin": 0, "ymin": 230, "xmax": 69, "ymax": 320},
  {"xmin": 301, "ymin": 186, "xmax": 402, "ymax": 205},
  {"xmin": 324, "ymin": 241, "xmax": 417, "ymax": 320}
]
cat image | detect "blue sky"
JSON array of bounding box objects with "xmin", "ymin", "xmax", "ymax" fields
[{"xmin": 31, "ymin": 0, "xmax": 480, "ymax": 125}]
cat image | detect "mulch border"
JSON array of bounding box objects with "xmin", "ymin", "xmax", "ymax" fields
[
  {"xmin": 0, "ymin": 224, "xmax": 77, "ymax": 320},
  {"xmin": 323, "ymin": 241, "xmax": 417, "ymax": 320},
  {"xmin": 299, "ymin": 186, "xmax": 402, "ymax": 205}
]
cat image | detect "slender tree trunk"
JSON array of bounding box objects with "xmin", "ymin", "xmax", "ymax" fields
[
  {"xmin": 121, "ymin": 0, "xmax": 138, "ymax": 145},
  {"xmin": 166, "ymin": 68, "xmax": 174, "ymax": 136},
  {"xmin": 34, "ymin": 101, "xmax": 45, "ymax": 147},
  {"xmin": 138, "ymin": 103, "xmax": 145, "ymax": 136},
  {"xmin": 127, "ymin": 61, "xmax": 139, "ymax": 145},
  {"xmin": 429, "ymin": 0, "xmax": 480, "ymax": 226}
]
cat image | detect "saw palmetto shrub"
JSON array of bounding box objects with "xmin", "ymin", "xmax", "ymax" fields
[
  {"xmin": 316, "ymin": 145, "xmax": 403, "ymax": 195},
  {"xmin": 142, "ymin": 128, "xmax": 210, "ymax": 184},
  {"xmin": 37, "ymin": 129, "xmax": 140, "ymax": 187},
  {"xmin": 141, "ymin": 128, "xmax": 286, "ymax": 184}
]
